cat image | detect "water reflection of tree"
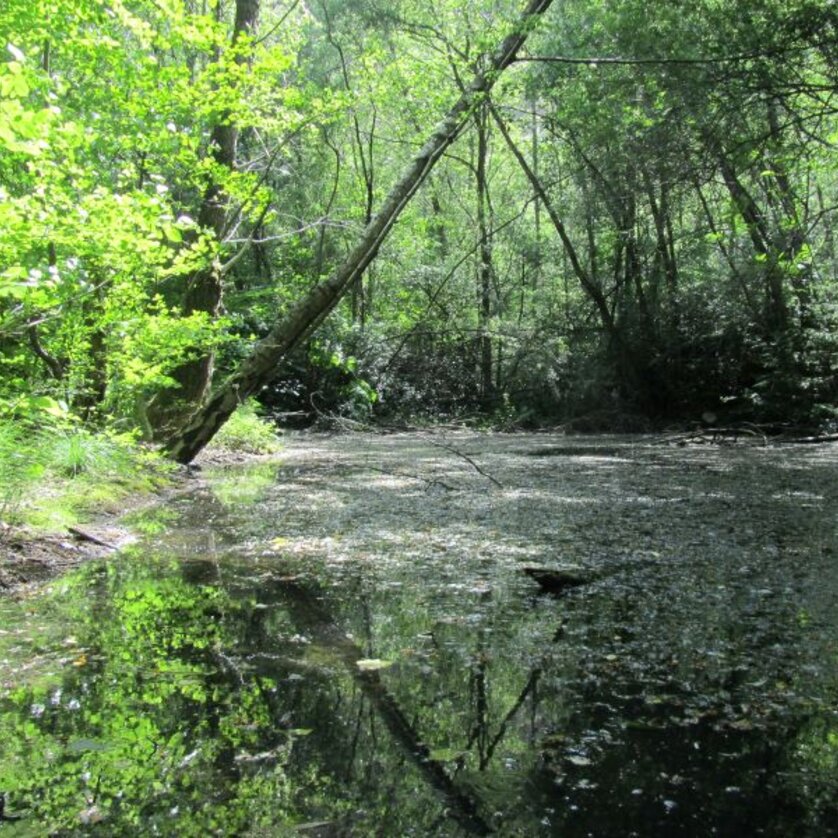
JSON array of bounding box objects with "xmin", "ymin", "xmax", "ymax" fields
[
  {"xmin": 183, "ymin": 556, "xmax": 494, "ymax": 833},
  {"xmin": 303, "ymin": 561, "xmax": 575, "ymax": 832},
  {"xmin": 0, "ymin": 560, "xmax": 296, "ymax": 833},
  {"xmin": 462, "ymin": 599, "xmax": 562, "ymax": 772}
]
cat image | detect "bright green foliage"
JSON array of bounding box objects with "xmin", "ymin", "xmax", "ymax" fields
[
  {"xmin": 46, "ymin": 428, "xmax": 134, "ymax": 477},
  {"xmin": 0, "ymin": 2, "xmax": 212, "ymax": 416},
  {"xmin": 0, "ymin": 562, "xmax": 301, "ymax": 833},
  {"xmin": 0, "ymin": 419, "xmax": 45, "ymax": 520},
  {"xmin": 0, "ymin": 0, "xmax": 314, "ymax": 427},
  {"xmin": 209, "ymin": 399, "xmax": 282, "ymax": 454},
  {"xmin": 1, "ymin": 0, "xmax": 837, "ymax": 441}
]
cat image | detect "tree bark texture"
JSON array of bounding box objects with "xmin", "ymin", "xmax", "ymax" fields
[
  {"xmin": 151, "ymin": 0, "xmax": 260, "ymax": 436},
  {"xmin": 475, "ymin": 106, "xmax": 495, "ymax": 405},
  {"xmin": 164, "ymin": 0, "xmax": 555, "ymax": 462}
]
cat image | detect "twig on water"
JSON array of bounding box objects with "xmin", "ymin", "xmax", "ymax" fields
[{"xmin": 425, "ymin": 437, "xmax": 504, "ymax": 488}]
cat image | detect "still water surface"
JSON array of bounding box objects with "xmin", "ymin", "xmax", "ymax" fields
[{"xmin": 1, "ymin": 433, "xmax": 836, "ymax": 835}]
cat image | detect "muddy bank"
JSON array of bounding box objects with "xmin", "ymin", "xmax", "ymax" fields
[
  {"xmin": 0, "ymin": 498, "xmax": 164, "ymax": 594},
  {"xmin": 0, "ymin": 446, "xmax": 286, "ymax": 595}
]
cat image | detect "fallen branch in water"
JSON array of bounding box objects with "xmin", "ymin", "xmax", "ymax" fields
[
  {"xmin": 778, "ymin": 433, "xmax": 838, "ymax": 444},
  {"xmin": 657, "ymin": 426, "xmax": 767, "ymax": 446},
  {"xmin": 656, "ymin": 421, "xmax": 838, "ymax": 447},
  {"xmin": 425, "ymin": 438, "xmax": 504, "ymax": 488},
  {"xmin": 67, "ymin": 527, "xmax": 119, "ymax": 551},
  {"xmin": 364, "ymin": 465, "xmax": 456, "ymax": 492}
]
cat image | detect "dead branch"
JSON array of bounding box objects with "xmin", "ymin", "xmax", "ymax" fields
[
  {"xmin": 67, "ymin": 527, "xmax": 119, "ymax": 551},
  {"xmin": 424, "ymin": 437, "xmax": 504, "ymax": 488},
  {"xmin": 778, "ymin": 433, "xmax": 838, "ymax": 444},
  {"xmin": 364, "ymin": 464, "xmax": 455, "ymax": 492},
  {"xmin": 657, "ymin": 426, "xmax": 768, "ymax": 446}
]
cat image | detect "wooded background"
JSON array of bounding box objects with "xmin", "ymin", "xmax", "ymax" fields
[{"xmin": 1, "ymin": 0, "xmax": 836, "ymax": 458}]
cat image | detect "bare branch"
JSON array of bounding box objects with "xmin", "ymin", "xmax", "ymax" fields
[
  {"xmin": 515, "ymin": 41, "xmax": 829, "ymax": 68},
  {"xmin": 425, "ymin": 437, "xmax": 504, "ymax": 489}
]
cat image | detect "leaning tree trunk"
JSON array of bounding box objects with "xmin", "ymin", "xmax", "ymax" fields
[{"xmin": 164, "ymin": 0, "xmax": 555, "ymax": 463}]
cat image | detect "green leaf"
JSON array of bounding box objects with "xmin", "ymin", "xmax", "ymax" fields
[
  {"xmin": 162, "ymin": 224, "xmax": 183, "ymax": 243},
  {"xmin": 27, "ymin": 396, "xmax": 68, "ymax": 417}
]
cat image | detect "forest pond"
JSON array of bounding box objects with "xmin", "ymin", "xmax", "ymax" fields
[{"xmin": 1, "ymin": 433, "xmax": 837, "ymax": 836}]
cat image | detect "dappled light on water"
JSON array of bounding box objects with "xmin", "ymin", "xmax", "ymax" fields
[{"xmin": 1, "ymin": 433, "xmax": 836, "ymax": 835}]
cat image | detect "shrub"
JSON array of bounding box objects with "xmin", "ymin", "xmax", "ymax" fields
[
  {"xmin": 210, "ymin": 400, "xmax": 282, "ymax": 455},
  {"xmin": 0, "ymin": 416, "xmax": 173, "ymax": 531},
  {"xmin": 47, "ymin": 429, "xmax": 134, "ymax": 477},
  {"xmin": 0, "ymin": 420, "xmax": 45, "ymax": 524}
]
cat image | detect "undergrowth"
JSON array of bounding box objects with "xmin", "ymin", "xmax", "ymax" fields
[
  {"xmin": 0, "ymin": 421, "xmax": 44, "ymax": 524},
  {"xmin": 0, "ymin": 399, "xmax": 280, "ymax": 536},
  {"xmin": 209, "ymin": 400, "xmax": 283, "ymax": 455},
  {"xmin": 0, "ymin": 419, "xmax": 173, "ymax": 533}
]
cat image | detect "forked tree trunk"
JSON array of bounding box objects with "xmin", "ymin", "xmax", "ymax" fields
[
  {"xmin": 489, "ymin": 102, "xmax": 647, "ymax": 396},
  {"xmin": 488, "ymin": 103, "xmax": 617, "ymax": 338},
  {"xmin": 164, "ymin": 0, "xmax": 555, "ymax": 463}
]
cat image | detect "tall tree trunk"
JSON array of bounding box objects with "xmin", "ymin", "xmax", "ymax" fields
[
  {"xmin": 762, "ymin": 98, "xmax": 812, "ymax": 326},
  {"xmin": 150, "ymin": 0, "xmax": 260, "ymax": 437},
  {"xmin": 323, "ymin": 9, "xmax": 377, "ymax": 327},
  {"xmin": 488, "ymin": 103, "xmax": 618, "ymax": 339},
  {"xmin": 475, "ymin": 105, "xmax": 495, "ymax": 406},
  {"xmin": 531, "ymin": 99, "xmax": 541, "ymax": 290},
  {"xmin": 643, "ymin": 169, "xmax": 678, "ymax": 295},
  {"xmin": 164, "ymin": 0, "xmax": 555, "ymax": 463},
  {"xmin": 694, "ymin": 180, "xmax": 761, "ymax": 322},
  {"xmin": 716, "ymin": 156, "xmax": 790, "ymax": 335}
]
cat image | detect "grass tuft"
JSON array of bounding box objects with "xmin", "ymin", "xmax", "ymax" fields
[
  {"xmin": 209, "ymin": 400, "xmax": 282, "ymax": 455},
  {"xmin": 0, "ymin": 420, "xmax": 173, "ymax": 533},
  {"xmin": 47, "ymin": 429, "xmax": 133, "ymax": 477}
]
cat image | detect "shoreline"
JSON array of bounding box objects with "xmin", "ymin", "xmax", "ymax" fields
[
  {"xmin": 0, "ymin": 447, "xmax": 276, "ymax": 597},
  {"xmin": 0, "ymin": 475, "xmax": 189, "ymax": 596}
]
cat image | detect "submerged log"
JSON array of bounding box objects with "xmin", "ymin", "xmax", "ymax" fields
[
  {"xmin": 67, "ymin": 526, "xmax": 119, "ymax": 551},
  {"xmin": 520, "ymin": 564, "xmax": 594, "ymax": 594}
]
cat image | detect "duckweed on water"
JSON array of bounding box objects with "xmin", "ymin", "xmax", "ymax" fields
[{"xmin": 1, "ymin": 433, "xmax": 836, "ymax": 835}]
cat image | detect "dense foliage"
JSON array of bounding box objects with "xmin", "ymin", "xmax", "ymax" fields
[{"xmin": 1, "ymin": 0, "xmax": 836, "ymax": 444}]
